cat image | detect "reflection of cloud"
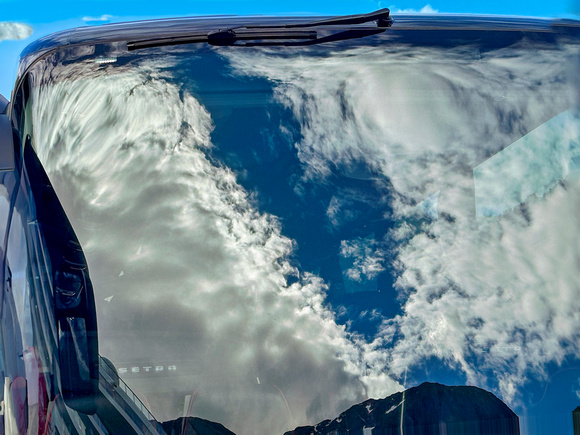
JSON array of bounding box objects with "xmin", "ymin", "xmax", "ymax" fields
[
  {"xmin": 224, "ymin": 43, "xmax": 580, "ymax": 405},
  {"xmin": 326, "ymin": 187, "xmax": 384, "ymax": 230},
  {"xmin": 30, "ymin": 62, "xmax": 400, "ymax": 434},
  {"xmin": 225, "ymin": 44, "xmax": 569, "ymax": 208},
  {"xmin": 392, "ymin": 181, "xmax": 580, "ymax": 399},
  {"xmin": 0, "ymin": 22, "xmax": 32, "ymax": 42},
  {"xmin": 340, "ymin": 237, "xmax": 384, "ymax": 282}
]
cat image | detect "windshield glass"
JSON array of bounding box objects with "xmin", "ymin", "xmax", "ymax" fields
[{"xmin": 19, "ymin": 25, "xmax": 580, "ymax": 434}]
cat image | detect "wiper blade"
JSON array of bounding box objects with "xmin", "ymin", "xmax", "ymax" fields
[
  {"xmin": 128, "ymin": 30, "xmax": 317, "ymax": 50},
  {"xmin": 127, "ymin": 8, "xmax": 392, "ymax": 51},
  {"xmin": 245, "ymin": 8, "xmax": 392, "ymax": 29}
]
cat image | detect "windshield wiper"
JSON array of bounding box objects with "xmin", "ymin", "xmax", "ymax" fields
[
  {"xmin": 127, "ymin": 8, "xmax": 391, "ymax": 50},
  {"xmin": 128, "ymin": 30, "xmax": 318, "ymax": 50}
]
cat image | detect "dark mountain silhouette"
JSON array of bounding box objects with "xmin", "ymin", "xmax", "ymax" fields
[
  {"xmin": 285, "ymin": 382, "xmax": 520, "ymax": 435},
  {"xmin": 161, "ymin": 416, "xmax": 236, "ymax": 435}
]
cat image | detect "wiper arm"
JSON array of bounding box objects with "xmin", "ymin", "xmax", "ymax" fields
[
  {"xmin": 127, "ymin": 8, "xmax": 392, "ymax": 51},
  {"xmin": 243, "ymin": 28, "xmax": 386, "ymax": 47}
]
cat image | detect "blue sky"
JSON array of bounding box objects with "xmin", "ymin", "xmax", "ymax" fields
[{"xmin": 0, "ymin": 0, "xmax": 579, "ymax": 98}]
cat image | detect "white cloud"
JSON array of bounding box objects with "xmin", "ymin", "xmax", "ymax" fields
[
  {"xmin": 0, "ymin": 22, "xmax": 32, "ymax": 42},
  {"xmin": 389, "ymin": 4, "xmax": 439, "ymax": 14},
  {"xmin": 82, "ymin": 14, "xmax": 112, "ymax": 23},
  {"xmin": 29, "ymin": 58, "xmax": 401, "ymax": 434}
]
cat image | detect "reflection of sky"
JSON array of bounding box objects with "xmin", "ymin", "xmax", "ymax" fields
[
  {"xmin": 190, "ymin": 55, "xmax": 401, "ymax": 329},
  {"xmin": 220, "ymin": 36, "xmax": 580, "ymax": 434},
  {"xmin": 26, "ymin": 32, "xmax": 580, "ymax": 434},
  {"xmin": 29, "ymin": 53, "xmax": 397, "ymax": 434}
]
